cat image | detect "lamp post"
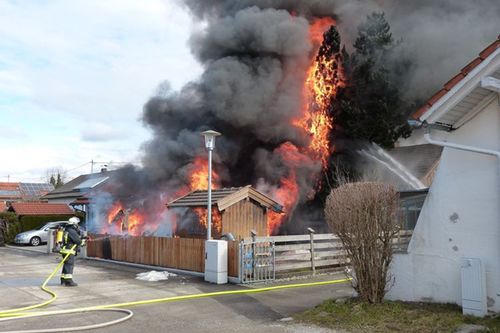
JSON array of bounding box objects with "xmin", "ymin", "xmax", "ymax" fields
[{"xmin": 201, "ymin": 130, "xmax": 221, "ymax": 240}]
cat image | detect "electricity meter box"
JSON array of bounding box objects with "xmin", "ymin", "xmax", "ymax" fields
[{"xmin": 204, "ymin": 240, "xmax": 228, "ymax": 284}]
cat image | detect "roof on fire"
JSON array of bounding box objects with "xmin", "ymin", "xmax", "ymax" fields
[
  {"xmin": 412, "ymin": 35, "xmax": 500, "ymax": 127},
  {"xmin": 42, "ymin": 171, "xmax": 113, "ymax": 201},
  {"xmin": 8, "ymin": 202, "xmax": 74, "ymax": 216},
  {"xmin": 167, "ymin": 185, "xmax": 284, "ymax": 213}
]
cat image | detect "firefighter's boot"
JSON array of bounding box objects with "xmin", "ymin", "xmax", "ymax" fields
[{"xmin": 64, "ymin": 279, "xmax": 78, "ymax": 287}]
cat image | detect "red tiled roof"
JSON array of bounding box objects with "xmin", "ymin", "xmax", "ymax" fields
[
  {"xmin": 0, "ymin": 182, "xmax": 20, "ymax": 191},
  {"xmin": 9, "ymin": 202, "xmax": 74, "ymax": 216},
  {"xmin": 412, "ymin": 36, "xmax": 500, "ymax": 120}
]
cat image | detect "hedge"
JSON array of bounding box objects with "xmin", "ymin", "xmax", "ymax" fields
[
  {"xmin": 19, "ymin": 215, "xmax": 74, "ymax": 232},
  {"xmin": 0, "ymin": 212, "xmax": 21, "ymax": 245}
]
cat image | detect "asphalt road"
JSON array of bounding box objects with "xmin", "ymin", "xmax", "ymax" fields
[{"xmin": 0, "ymin": 246, "xmax": 352, "ymax": 333}]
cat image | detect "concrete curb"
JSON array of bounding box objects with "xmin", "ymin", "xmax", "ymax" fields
[{"xmin": 84, "ymin": 256, "xmax": 205, "ymax": 278}]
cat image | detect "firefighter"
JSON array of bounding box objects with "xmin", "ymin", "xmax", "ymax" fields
[{"xmin": 60, "ymin": 216, "xmax": 86, "ymax": 287}]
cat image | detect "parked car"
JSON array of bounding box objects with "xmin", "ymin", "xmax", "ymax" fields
[{"xmin": 14, "ymin": 221, "xmax": 68, "ymax": 246}]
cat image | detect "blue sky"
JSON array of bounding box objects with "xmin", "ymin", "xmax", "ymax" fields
[{"xmin": 0, "ymin": 0, "xmax": 202, "ymax": 182}]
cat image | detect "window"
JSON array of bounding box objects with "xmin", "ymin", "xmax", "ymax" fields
[{"xmin": 399, "ymin": 192, "xmax": 427, "ymax": 230}]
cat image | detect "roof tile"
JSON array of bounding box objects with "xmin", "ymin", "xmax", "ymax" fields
[
  {"xmin": 479, "ymin": 39, "xmax": 500, "ymax": 59},
  {"xmin": 413, "ymin": 36, "xmax": 500, "ymax": 120},
  {"xmin": 427, "ymin": 89, "xmax": 448, "ymax": 106},
  {"xmin": 443, "ymin": 73, "xmax": 466, "ymax": 91},
  {"xmin": 0, "ymin": 182, "xmax": 20, "ymax": 191},
  {"xmin": 10, "ymin": 202, "xmax": 74, "ymax": 216},
  {"xmin": 412, "ymin": 105, "xmax": 430, "ymax": 120},
  {"xmin": 460, "ymin": 57, "xmax": 483, "ymax": 75}
]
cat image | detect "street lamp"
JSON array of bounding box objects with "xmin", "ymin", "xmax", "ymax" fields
[{"xmin": 201, "ymin": 130, "xmax": 221, "ymax": 240}]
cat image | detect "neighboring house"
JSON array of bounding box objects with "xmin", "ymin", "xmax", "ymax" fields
[
  {"xmin": 361, "ymin": 144, "xmax": 443, "ymax": 230},
  {"xmin": 0, "ymin": 182, "xmax": 53, "ymax": 204},
  {"xmin": 387, "ymin": 37, "xmax": 500, "ymax": 313},
  {"xmin": 8, "ymin": 202, "xmax": 75, "ymax": 231},
  {"xmin": 167, "ymin": 185, "xmax": 283, "ymax": 240},
  {"xmin": 42, "ymin": 171, "xmax": 112, "ymax": 210}
]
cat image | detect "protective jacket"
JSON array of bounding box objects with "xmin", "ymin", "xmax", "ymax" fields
[{"xmin": 60, "ymin": 225, "xmax": 82, "ymax": 255}]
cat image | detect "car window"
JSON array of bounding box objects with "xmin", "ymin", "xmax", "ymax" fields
[
  {"xmin": 40, "ymin": 222, "xmax": 65, "ymax": 230},
  {"xmin": 48, "ymin": 222, "xmax": 65, "ymax": 229}
]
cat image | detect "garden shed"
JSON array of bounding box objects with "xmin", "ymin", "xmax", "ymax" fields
[
  {"xmin": 167, "ymin": 185, "xmax": 283, "ymax": 240},
  {"xmin": 8, "ymin": 202, "xmax": 74, "ymax": 231}
]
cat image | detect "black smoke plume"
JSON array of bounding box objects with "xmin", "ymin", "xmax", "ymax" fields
[
  {"xmin": 91, "ymin": 1, "xmax": 338, "ymax": 235},
  {"xmin": 90, "ymin": 0, "xmax": 499, "ymax": 235}
]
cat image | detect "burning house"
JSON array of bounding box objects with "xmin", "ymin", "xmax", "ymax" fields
[
  {"xmin": 86, "ymin": 2, "xmax": 344, "ymax": 237},
  {"xmin": 86, "ymin": 1, "xmax": 499, "ymax": 241},
  {"xmin": 167, "ymin": 186, "xmax": 283, "ymax": 240}
]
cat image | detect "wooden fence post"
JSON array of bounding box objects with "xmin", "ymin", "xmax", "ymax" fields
[{"xmin": 308, "ymin": 227, "xmax": 315, "ymax": 274}]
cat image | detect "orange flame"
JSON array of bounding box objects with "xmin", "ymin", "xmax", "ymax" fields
[
  {"xmin": 188, "ymin": 156, "xmax": 221, "ymax": 236},
  {"xmin": 107, "ymin": 203, "xmax": 122, "ymax": 225},
  {"xmin": 309, "ymin": 17, "xmax": 336, "ymax": 45},
  {"xmin": 270, "ymin": 17, "xmax": 341, "ymax": 233},
  {"xmin": 293, "ymin": 17, "xmax": 340, "ymax": 168},
  {"xmin": 193, "ymin": 207, "xmax": 222, "ymax": 237},
  {"xmin": 267, "ymin": 171, "xmax": 298, "ymax": 235},
  {"xmin": 266, "ymin": 143, "xmax": 304, "ymax": 235},
  {"xmin": 105, "ymin": 202, "xmax": 147, "ymax": 236},
  {"xmin": 189, "ymin": 156, "xmax": 220, "ymax": 191}
]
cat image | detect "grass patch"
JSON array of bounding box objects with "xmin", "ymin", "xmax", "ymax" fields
[{"xmin": 294, "ymin": 298, "xmax": 500, "ymax": 333}]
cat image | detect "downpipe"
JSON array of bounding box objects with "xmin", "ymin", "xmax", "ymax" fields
[{"xmin": 423, "ymin": 126, "xmax": 500, "ymax": 189}]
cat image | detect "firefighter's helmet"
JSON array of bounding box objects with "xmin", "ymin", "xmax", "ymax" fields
[{"xmin": 68, "ymin": 216, "xmax": 80, "ymax": 225}]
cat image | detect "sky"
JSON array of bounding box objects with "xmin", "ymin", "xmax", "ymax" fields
[{"xmin": 0, "ymin": 0, "xmax": 202, "ymax": 183}]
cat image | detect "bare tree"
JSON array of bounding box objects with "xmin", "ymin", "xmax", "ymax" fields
[
  {"xmin": 45, "ymin": 168, "xmax": 66, "ymax": 188},
  {"xmin": 325, "ymin": 182, "xmax": 400, "ymax": 303}
]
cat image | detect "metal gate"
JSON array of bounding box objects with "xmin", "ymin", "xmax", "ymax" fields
[{"xmin": 239, "ymin": 240, "xmax": 275, "ymax": 283}]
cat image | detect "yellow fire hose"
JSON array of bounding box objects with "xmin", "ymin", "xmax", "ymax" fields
[{"xmin": 0, "ymin": 246, "xmax": 351, "ymax": 332}]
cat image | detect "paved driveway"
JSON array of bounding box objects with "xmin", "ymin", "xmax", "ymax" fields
[{"xmin": 0, "ymin": 246, "xmax": 352, "ymax": 332}]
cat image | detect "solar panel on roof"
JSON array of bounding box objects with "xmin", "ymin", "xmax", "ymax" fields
[
  {"xmin": 19, "ymin": 183, "xmax": 54, "ymax": 198},
  {"xmin": 74, "ymin": 177, "xmax": 109, "ymax": 189},
  {"xmin": 0, "ymin": 190, "xmax": 20, "ymax": 196}
]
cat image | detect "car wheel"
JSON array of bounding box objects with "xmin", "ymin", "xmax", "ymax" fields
[{"xmin": 30, "ymin": 237, "xmax": 41, "ymax": 246}]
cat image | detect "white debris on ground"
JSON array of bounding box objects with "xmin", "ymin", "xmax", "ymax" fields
[{"xmin": 135, "ymin": 270, "xmax": 177, "ymax": 282}]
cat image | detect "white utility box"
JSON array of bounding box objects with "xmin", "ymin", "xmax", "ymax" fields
[
  {"xmin": 204, "ymin": 240, "xmax": 228, "ymax": 284},
  {"xmin": 461, "ymin": 257, "xmax": 487, "ymax": 317}
]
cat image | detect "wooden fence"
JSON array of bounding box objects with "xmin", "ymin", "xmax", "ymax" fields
[
  {"xmin": 87, "ymin": 235, "xmax": 240, "ymax": 277},
  {"xmin": 245, "ymin": 230, "xmax": 413, "ymax": 276},
  {"xmin": 87, "ymin": 230, "xmax": 413, "ymax": 280},
  {"xmin": 245, "ymin": 233, "xmax": 346, "ymax": 275}
]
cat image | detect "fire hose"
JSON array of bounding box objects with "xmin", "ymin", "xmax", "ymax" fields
[{"xmin": 0, "ymin": 247, "xmax": 351, "ymax": 333}]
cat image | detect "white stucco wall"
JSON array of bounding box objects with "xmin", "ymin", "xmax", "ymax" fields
[
  {"xmin": 387, "ymin": 97, "xmax": 500, "ymax": 311},
  {"xmin": 45, "ymin": 198, "xmax": 75, "ymax": 206}
]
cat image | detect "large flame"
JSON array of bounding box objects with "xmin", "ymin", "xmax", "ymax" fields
[
  {"xmin": 189, "ymin": 156, "xmax": 220, "ymax": 191},
  {"xmin": 189, "ymin": 156, "xmax": 221, "ymax": 236},
  {"xmin": 270, "ymin": 17, "xmax": 341, "ymax": 234},
  {"xmin": 105, "ymin": 202, "xmax": 147, "ymax": 236},
  {"xmin": 294, "ymin": 17, "xmax": 338, "ymax": 167},
  {"xmin": 100, "ymin": 17, "xmax": 341, "ymax": 238}
]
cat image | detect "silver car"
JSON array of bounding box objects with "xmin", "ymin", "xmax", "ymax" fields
[{"xmin": 14, "ymin": 221, "xmax": 68, "ymax": 246}]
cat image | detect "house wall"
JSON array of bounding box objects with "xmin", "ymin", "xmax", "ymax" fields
[
  {"xmin": 221, "ymin": 199, "xmax": 267, "ymax": 240},
  {"xmin": 44, "ymin": 198, "xmax": 76, "ymax": 205},
  {"xmin": 387, "ymin": 97, "xmax": 500, "ymax": 311}
]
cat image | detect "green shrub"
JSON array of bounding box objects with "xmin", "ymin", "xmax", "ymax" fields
[
  {"xmin": 0, "ymin": 212, "xmax": 21, "ymax": 244},
  {"xmin": 19, "ymin": 215, "xmax": 73, "ymax": 232}
]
